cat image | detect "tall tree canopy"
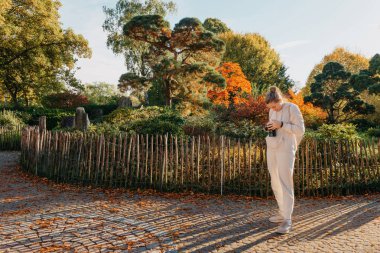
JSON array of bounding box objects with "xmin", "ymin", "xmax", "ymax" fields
[
  {"xmin": 349, "ymin": 54, "xmax": 380, "ymax": 125},
  {"xmin": 303, "ymin": 48, "xmax": 369, "ymax": 95},
  {"xmin": 369, "ymin": 54, "xmax": 380, "ymax": 76},
  {"xmin": 103, "ymin": 0, "xmax": 176, "ymax": 78},
  {"xmin": 203, "ymin": 18, "xmax": 231, "ymax": 34},
  {"xmin": 220, "ymin": 32, "xmax": 294, "ymax": 95},
  {"xmin": 119, "ymin": 15, "xmax": 226, "ymax": 109},
  {"xmin": 0, "ymin": 0, "xmax": 91, "ymax": 107},
  {"xmin": 83, "ymin": 82, "xmax": 121, "ymax": 105},
  {"xmin": 349, "ymin": 54, "xmax": 380, "ymax": 95},
  {"xmin": 366, "ymin": 54, "xmax": 380, "ymax": 94},
  {"xmin": 145, "ymin": 17, "xmax": 230, "ymax": 107},
  {"xmin": 304, "ymin": 62, "xmax": 375, "ymax": 124}
]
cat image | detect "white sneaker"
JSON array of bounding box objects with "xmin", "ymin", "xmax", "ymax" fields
[
  {"xmin": 268, "ymin": 215, "xmax": 284, "ymax": 223},
  {"xmin": 276, "ymin": 220, "xmax": 292, "ymax": 234}
]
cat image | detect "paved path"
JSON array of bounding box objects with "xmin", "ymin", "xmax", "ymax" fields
[{"xmin": 0, "ymin": 151, "xmax": 379, "ymax": 253}]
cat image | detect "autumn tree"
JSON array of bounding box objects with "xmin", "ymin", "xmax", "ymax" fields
[
  {"xmin": 304, "ymin": 62, "xmax": 375, "ymax": 124},
  {"xmin": 207, "ymin": 62, "xmax": 251, "ymax": 108},
  {"xmin": 360, "ymin": 91, "xmax": 380, "ymax": 126},
  {"xmin": 0, "ymin": 0, "xmax": 91, "ymax": 107},
  {"xmin": 287, "ymin": 90, "xmax": 327, "ymax": 128},
  {"xmin": 220, "ymin": 32, "xmax": 294, "ymax": 95},
  {"xmin": 203, "ymin": 18, "xmax": 231, "ymax": 34},
  {"xmin": 208, "ymin": 62, "xmax": 269, "ymax": 125},
  {"xmin": 0, "ymin": 0, "xmax": 11, "ymax": 25},
  {"xmin": 303, "ymin": 48, "xmax": 369, "ymax": 95},
  {"xmin": 119, "ymin": 15, "xmax": 226, "ymax": 108}
]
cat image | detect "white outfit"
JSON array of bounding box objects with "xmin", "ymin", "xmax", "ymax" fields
[{"xmin": 266, "ymin": 102, "xmax": 305, "ymax": 220}]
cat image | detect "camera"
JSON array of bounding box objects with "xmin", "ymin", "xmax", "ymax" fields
[{"xmin": 264, "ymin": 126, "xmax": 277, "ymax": 137}]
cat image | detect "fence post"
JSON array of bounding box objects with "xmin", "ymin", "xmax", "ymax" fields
[
  {"xmin": 39, "ymin": 116, "xmax": 46, "ymax": 132},
  {"xmin": 221, "ymin": 135, "xmax": 224, "ymax": 196},
  {"xmin": 34, "ymin": 127, "xmax": 40, "ymax": 175}
]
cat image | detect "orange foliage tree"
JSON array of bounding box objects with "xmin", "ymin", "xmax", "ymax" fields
[
  {"xmin": 287, "ymin": 90, "xmax": 327, "ymax": 128},
  {"xmin": 208, "ymin": 62, "xmax": 269, "ymax": 125},
  {"xmin": 207, "ymin": 62, "xmax": 252, "ymax": 108}
]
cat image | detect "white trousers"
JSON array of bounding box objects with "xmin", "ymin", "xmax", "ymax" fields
[{"xmin": 267, "ymin": 146, "xmax": 296, "ymax": 220}]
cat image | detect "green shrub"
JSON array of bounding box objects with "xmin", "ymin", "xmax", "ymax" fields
[
  {"xmin": 127, "ymin": 117, "xmax": 184, "ymax": 135},
  {"xmin": 83, "ymin": 103, "xmax": 118, "ymax": 121},
  {"xmin": 88, "ymin": 122, "xmax": 121, "ymax": 135},
  {"xmin": 367, "ymin": 127, "xmax": 380, "ymax": 138},
  {"xmin": 349, "ymin": 118, "xmax": 376, "ymax": 131},
  {"xmin": 104, "ymin": 106, "xmax": 168, "ymax": 124},
  {"xmin": 302, "ymin": 130, "xmax": 322, "ymax": 140},
  {"xmin": 183, "ymin": 115, "xmax": 216, "ymax": 136},
  {"xmin": 315, "ymin": 123, "xmax": 360, "ymax": 140},
  {"xmin": 51, "ymin": 127, "xmax": 84, "ymax": 135},
  {"xmin": 0, "ymin": 110, "xmax": 24, "ymax": 130},
  {"xmin": 216, "ymin": 120, "xmax": 267, "ymax": 139},
  {"xmin": 8, "ymin": 111, "xmax": 31, "ymax": 124},
  {"xmin": 102, "ymin": 106, "xmax": 185, "ymax": 135},
  {"xmin": 104, "ymin": 108, "xmax": 132, "ymax": 125},
  {"xmin": 18, "ymin": 107, "xmax": 74, "ymax": 130}
]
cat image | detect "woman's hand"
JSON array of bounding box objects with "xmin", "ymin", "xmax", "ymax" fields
[{"xmin": 266, "ymin": 120, "xmax": 282, "ymax": 130}]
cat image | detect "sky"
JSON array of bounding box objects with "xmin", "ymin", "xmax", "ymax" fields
[{"xmin": 59, "ymin": 0, "xmax": 380, "ymax": 88}]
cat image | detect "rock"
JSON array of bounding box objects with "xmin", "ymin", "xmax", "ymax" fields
[
  {"xmin": 118, "ymin": 96, "xmax": 132, "ymax": 108},
  {"xmin": 75, "ymin": 107, "xmax": 90, "ymax": 131},
  {"xmin": 60, "ymin": 116, "xmax": 75, "ymax": 128}
]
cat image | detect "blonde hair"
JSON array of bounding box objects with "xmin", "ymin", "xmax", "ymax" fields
[{"xmin": 265, "ymin": 86, "xmax": 283, "ymax": 104}]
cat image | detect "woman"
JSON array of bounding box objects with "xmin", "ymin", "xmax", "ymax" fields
[{"xmin": 265, "ymin": 86, "xmax": 305, "ymax": 234}]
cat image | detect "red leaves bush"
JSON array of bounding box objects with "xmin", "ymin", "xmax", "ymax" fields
[
  {"xmin": 42, "ymin": 92, "xmax": 89, "ymax": 109},
  {"xmin": 230, "ymin": 96, "xmax": 269, "ymax": 125}
]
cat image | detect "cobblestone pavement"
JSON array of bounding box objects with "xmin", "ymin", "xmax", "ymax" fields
[{"xmin": 0, "ymin": 151, "xmax": 379, "ymax": 253}]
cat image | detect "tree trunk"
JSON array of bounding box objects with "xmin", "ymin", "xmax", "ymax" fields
[
  {"xmin": 24, "ymin": 93, "xmax": 29, "ymax": 107},
  {"xmin": 164, "ymin": 80, "xmax": 172, "ymax": 108},
  {"xmin": 328, "ymin": 106, "xmax": 335, "ymax": 124},
  {"xmin": 10, "ymin": 93, "xmax": 20, "ymax": 109}
]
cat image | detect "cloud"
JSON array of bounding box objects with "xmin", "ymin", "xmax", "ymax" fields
[
  {"xmin": 367, "ymin": 23, "xmax": 380, "ymax": 30},
  {"xmin": 275, "ymin": 40, "xmax": 311, "ymax": 50}
]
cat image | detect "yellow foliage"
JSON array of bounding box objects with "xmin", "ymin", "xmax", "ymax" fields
[
  {"xmin": 0, "ymin": 0, "xmax": 11, "ymax": 25},
  {"xmin": 219, "ymin": 32, "xmax": 285, "ymax": 95},
  {"xmin": 303, "ymin": 47, "xmax": 369, "ymax": 95}
]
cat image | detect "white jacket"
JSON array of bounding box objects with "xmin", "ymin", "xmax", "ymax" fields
[{"xmin": 267, "ymin": 102, "xmax": 305, "ymax": 150}]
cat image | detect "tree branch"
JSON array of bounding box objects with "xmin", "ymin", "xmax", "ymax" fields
[{"xmin": 0, "ymin": 41, "xmax": 69, "ymax": 68}]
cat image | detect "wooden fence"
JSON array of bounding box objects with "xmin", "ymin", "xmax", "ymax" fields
[
  {"xmin": 0, "ymin": 126, "xmax": 22, "ymax": 151},
  {"xmin": 20, "ymin": 127, "xmax": 380, "ymax": 197}
]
